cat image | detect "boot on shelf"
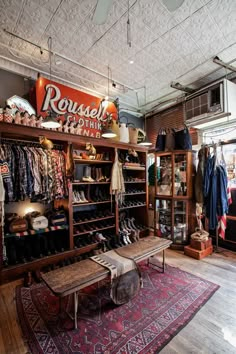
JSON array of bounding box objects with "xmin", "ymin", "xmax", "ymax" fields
[
  {"xmin": 82, "ymin": 166, "xmax": 94, "ymax": 182},
  {"xmin": 95, "ymin": 168, "xmax": 105, "ymax": 182},
  {"xmin": 79, "ymin": 190, "xmax": 88, "ymax": 203}
]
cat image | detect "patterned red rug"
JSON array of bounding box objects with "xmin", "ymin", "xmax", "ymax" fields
[{"xmin": 16, "ymin": 263, "xmax": 219, "ymax": 354}]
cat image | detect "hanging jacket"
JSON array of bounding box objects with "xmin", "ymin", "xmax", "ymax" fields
[
  {"xmin": 195, "ymin": 147, "xmax": 205, "ymax": 203},
  {"xmin": 203, "ymin": 156, "xmax": 217, "ymax": 229}
]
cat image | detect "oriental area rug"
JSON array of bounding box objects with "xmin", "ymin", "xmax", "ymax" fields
[{"xmin": 16, "ymin": 263, "xmax": 219, "ymax": 354}]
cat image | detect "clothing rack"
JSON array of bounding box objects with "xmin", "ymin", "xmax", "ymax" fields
[
  {"xmin": 201, "ymin": 140, "xmax": 233, "ymax": 253},
  {"xmin": 0, "ymin": 137, "xmax": 63, "ymax": 150}
]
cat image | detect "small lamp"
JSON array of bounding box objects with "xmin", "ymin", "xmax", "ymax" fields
[
  {"xmin": 101, "ymin": 127, "xmax": 117, "ymax": 138},
  {"xmin": 101, "ymin": 113, "xmax": 117, "ymax": 139}
]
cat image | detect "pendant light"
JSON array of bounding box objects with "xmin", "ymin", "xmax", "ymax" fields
[
  {"xmin": 101, "ymin": 65, "xmax": 117, "ymax": 138},
  {"xmin": 41, "ymin": 37, "xmax": 60, "ymax": 129},
  {"xmin": 139, "ymin": 86, "xmax": 152, "ymax": 146}
]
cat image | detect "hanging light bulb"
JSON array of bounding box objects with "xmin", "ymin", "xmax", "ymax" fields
[
  {"xmin": 139, "ymin": 86, "xmax": 152, "ymax": 146},
  {"xmin": 101, "ymin": 67, "xmax": 117, "ymax": 139},
  {"xmin": 41, "ymin": 37, "xmax": 60, "ymax": 129}
]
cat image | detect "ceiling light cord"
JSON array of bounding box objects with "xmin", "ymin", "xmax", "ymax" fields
[{"xmin": 127, "ymin": 0, "xmax": 131, "ymax": 47}]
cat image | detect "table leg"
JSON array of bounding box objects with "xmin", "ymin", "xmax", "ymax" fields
[
  {"xmin": 162, "ymin": 250, "xmax": 165, "ymax": 273},
  {"xmin": 74, "ymin": 292, "xmax": 78, "ymax": 329}
]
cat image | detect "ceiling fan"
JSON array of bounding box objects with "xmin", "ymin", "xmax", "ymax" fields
[
  {"xmin": 93, "ymin": 0, "xmax": 113, "ymax": 25},
  {"xmin": 92, "ymin": 0, "xmax": 184, "ymax": 25}
]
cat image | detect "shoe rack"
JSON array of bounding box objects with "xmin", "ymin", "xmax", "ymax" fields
[
  {"xmin": 118, "ymin": 148, "xmax": 148, "ymax": 235},
  {"xmin": 68, "ymin": 146, "xmax": 149, "ymax": 253},
  {"xmin": 68, "ymin": 145, "xmax": 116, "ymax": 253}
]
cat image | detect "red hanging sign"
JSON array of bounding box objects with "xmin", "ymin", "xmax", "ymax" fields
[{"xmin": 36, "ymin": 77, "xmax": 117, "ymax": 138}]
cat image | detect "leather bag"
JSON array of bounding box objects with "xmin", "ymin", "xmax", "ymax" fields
[
  {"xmin": 128, "ymin": 123, "xmax": 139, "ymax": 144},
  {"xmin": 110, "ymin": 268, "xmax": 141, "ymax": 305},
  {"xmin": 9, "ymin": 217, "xmax": 28, "ymax": 233},
  {"xmin": 155, "ymin": 128, "xmax": 166, "ymax": 151},
  {"xmin": 165, "ymin": 128, "xmax": 175, "ymax": 151},
  {"xmin": 174, "ymin": 125, "xmax": 192, "ymax": 150}
]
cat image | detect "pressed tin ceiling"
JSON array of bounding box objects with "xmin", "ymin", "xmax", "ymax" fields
[{"xmin": 0, "ymin": 0, "xmax": 236, "ymax": 114}]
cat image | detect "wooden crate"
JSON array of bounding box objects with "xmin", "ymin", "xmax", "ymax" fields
[
  {"xmin": 190, "ymin": 238, "xmax": 212, "ymax": 251},
  {"xmin": 184, "ymin": 245, "xmax": 213, "ymax": 260}
]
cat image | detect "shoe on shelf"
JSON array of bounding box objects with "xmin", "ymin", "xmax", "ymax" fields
[
  {"xmin": 95, "ymin": 232, "xmax": 107, "ymax": 242},
  {"xmin": 79, "ymin": 190, "xmax": 88, "ymax": 203},
  {"xmin": 82, "ymin": 176, "xmax": 95, "ymax": 182}
]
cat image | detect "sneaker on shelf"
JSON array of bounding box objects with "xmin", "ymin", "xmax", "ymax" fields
[
  {"xmin": 95, "ymin": 232, "xmax": 107, "ymax": 242},
  {"xmin": 82, "ymin": 176, "xmax": 95, "ymax": 182}
]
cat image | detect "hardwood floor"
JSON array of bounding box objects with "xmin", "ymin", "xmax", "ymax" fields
[{"xmin": 0, "ymin": 249, "xmax": 236, "ymax": 354}]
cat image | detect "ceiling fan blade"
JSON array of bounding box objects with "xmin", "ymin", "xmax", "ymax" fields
[
  {"xmin": 162, "ymin": 0, "xmax": 184, "ymax": 12},
  {"xmin": 93, "ymin": 0, "xmax": 113, "ymax": 25}
]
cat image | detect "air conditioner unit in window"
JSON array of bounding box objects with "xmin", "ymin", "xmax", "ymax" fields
[{"xmin": 185, "ymin": 79, "xmax": 236, "ymax": 130}]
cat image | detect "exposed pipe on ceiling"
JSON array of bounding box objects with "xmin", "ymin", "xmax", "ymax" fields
[{"xmin": 213, "ymin": 56, "xmax": 236, "ymax": 73}]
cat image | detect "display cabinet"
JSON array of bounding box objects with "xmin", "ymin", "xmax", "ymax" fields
[{"xmin": 154, "ymin": 151, "xmax": 196, "ymax": 249}]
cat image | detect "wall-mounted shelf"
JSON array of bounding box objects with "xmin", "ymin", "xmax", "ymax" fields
[
  {"xmin": 73, "ymin": 215, "xmax": 115, "ymax": 226},
  {"xmin": 74, "ymin": 159, "xmax": 113, "ymax": 164},
  {"xmin": 73, "ymin": 224, "xmax": 115, "ymax": 237},
  {"xmin": 4, "ymin": 225, "xmax": 69, "ymax": 239}
]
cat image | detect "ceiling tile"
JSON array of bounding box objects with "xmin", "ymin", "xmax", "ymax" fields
[
  {"xmin": 181, "ymin": 6, "xmax": 224, "ymax": 57},
  {"xmin": 205, "ymin": 0, "xmax": 236, "ymax": 37}
]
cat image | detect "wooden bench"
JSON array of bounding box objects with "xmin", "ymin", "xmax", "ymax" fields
[{"xmin": 41, "ymin": 236, "xmax": 172, "ymax": 329}]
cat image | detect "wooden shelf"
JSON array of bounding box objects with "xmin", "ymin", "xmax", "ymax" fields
[
  {"xmin": 124, "ymin": 192, "xmax": 146, "ymax": 196},
  {"xmin": 124, "ymin": 180, "xmax": 146, "ymax": 183},
  {"xmin": 72, "ymin": 181, "xmax": 110, "ymax": 185},
  {"xmin": 73, "ymin": 215, "xmax": 115, "ymax": 226},
  {"xmin": 4, "ymin": 225, "xmax": 68, "ymax": 239},
  {"xmin": 0, "ymin": 122, "xmax": 149, "ymax": 151},
  {"xmin": 119, "ymin": 204, "xmax": 146, "ymax": 210},
  {"xmin": 72, "ymin": 200, "xmax": 112, "ymax": 206},
  {"xmin": 227, "ymin": 215, "xmax": 236, "ymax": 221},
  {"xmin": 73, "ymin": 224, "xmax": 115, "ymax": 236},
  {"xmin": 74, "ymin": 159, "xmax": 113, "ymax": 164},
  {"xmin": 123, "ymin": 166, "xmax": 145, "ymax": 170}
]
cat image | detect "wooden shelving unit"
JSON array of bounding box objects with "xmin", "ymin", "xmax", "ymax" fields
[{"xmin": 0, "ymin": 122, "xmax": 149, "ymax": 283}]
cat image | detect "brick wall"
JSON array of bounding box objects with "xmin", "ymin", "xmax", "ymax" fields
[{"xmin": 146, "ymin": 103, "xmax": 198, "ymax": 146}]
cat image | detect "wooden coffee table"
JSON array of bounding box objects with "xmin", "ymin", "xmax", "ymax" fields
[{"xmin": 42, "ymin": 236, "xmax": 172, "ymax": 329}]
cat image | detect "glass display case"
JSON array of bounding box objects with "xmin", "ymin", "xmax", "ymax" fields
[
  {"xmin": 155, "ymin": 198, "xmax": 189, "ymax": 246},
  {"xmin": 155, "ymin": 199, "xmax": 172, "ymax": 240},
  {"xmin": 174, "ymin": 154, "xmax": 187, "ymax": 196},
  {"xmin": 173, "ymin": 200, "xmax": 188, "ymax": 244},
  {"xmin": 156, "ymin": 154, "xmax": 172, "ymax": 196},
  {"xmin": 154, "ymin": 151, "xmax": 196, "ymax": 248}
]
